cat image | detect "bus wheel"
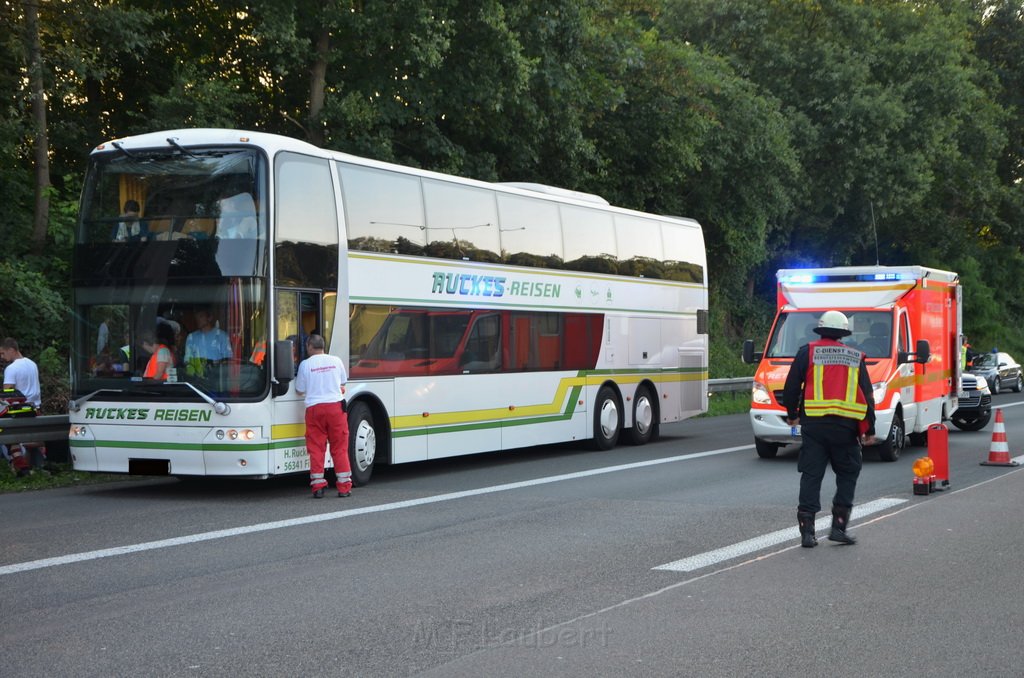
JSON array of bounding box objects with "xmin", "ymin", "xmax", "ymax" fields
[
  {"xmin": 628, "ymin": 385, "xmax": 658, "ymax": 446},
  {"xmin": 593, "ymin": 386, "xmax": 622, "ymax": 451},
  {"xmin": 348, "ymin": 400, "xmax": 376, "ymax": 486}
]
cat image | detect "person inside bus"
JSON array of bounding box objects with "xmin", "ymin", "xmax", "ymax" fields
[
  {"xmin": 249, "ymin": 338, "xmax": 267, "ymax": 367},
  {"xmin": 216, "ymin": 192, "xmax": 258, "ymax": 239},
  {"xmin": 142, "ymin": 324, "xmax": 176, "ymax": 381},
  {"xmin": 184, "ymin": 308, "xmax": 233, "ymax": 366},
  {"xmin": 153, "ymin": 218, "xmax": 190, "ymax": 241},
  {"xmin": 112, "ymin": 200, "xmax": 145, "ymax": 241}
]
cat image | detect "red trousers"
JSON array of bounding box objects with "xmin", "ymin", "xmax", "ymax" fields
[{"xmin": 305, "ymin": 402, "xmax": 351, "ymax": 493}]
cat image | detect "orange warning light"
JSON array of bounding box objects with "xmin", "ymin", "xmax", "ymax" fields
[{"xmin": 912, "ymin": 456, "xmax": 935, "ymax": 478}]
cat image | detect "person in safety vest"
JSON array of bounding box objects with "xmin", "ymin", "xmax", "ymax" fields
[
  {"xmin": 783, "ymin": 310, "xmax": 876, "ymax": 547},
  {"xmin": 294, "ymin": 334, "xmax": 352, "ymax": 498},
  {"xmin": 249, "ymin": 339, "xmax": 267, "ymax": 367},
  {"xmin": 142, "ymin": 323, "xmax": 176, "ymax": 381}
]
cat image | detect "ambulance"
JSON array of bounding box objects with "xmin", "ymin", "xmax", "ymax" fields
[{"xmin": 742, "ymin": 265, "xmax": 961, "ymax": 461}]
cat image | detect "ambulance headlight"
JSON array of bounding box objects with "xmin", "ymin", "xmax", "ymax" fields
[
  {"xmin": 752, "ymin": 381, "xmax": 772, "ymax": 405},
  {"xmin": 872, "ymin": 382, "xmax": 888, "ymax": 405}
]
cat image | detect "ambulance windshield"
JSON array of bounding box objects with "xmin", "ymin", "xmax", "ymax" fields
[{"xmin": 766, "ymin": 311, "xmax": 893, "ymax": 359}]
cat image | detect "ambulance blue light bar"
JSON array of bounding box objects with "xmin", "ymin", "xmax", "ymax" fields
[{"xmin": 779, "ymin": 272, "xmax": 914, "ymax": 284}]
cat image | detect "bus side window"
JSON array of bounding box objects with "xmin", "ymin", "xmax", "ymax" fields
[{"xmin": 462, "ymin": 315, "xmax": 501, "ymax": 372}]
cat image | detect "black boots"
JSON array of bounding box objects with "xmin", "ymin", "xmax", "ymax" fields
[
  {"xmin": 797, "ymin": 511, "xmax": 818, "ymax": 548},
  {"xmin": 828, "ymin": 505, "xmax": 857, "ymax": 545}
]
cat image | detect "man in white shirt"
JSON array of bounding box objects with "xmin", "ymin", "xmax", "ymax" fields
[
  {"xmin": 2, "ymin": 337, "xmax": 44, "ymax": 476},
  {"xmin": 2, "ymin": 338, "xmax": 41, "ymax": 408},
  {"xmin": 294, "ymin": 334, "xmax": 352, "ymax": 498}
]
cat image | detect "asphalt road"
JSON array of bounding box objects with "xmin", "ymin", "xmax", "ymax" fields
[{"xmin": 3, "ymin": 394, "xmax": 1023, "ymax": 677}]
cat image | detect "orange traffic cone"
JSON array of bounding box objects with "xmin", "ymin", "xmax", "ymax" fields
[{"xmin": 981, "ymin": 409, "xmax": 1020, "ymax": 467}]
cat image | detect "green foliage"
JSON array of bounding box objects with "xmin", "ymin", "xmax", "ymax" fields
[
  {"xmin": 1, "ymin": 0, "xmax": 1023, "ymax": 387},
  {"xmin": 0, "ymin": 260, "xmax": 66, "ymax": 353}
]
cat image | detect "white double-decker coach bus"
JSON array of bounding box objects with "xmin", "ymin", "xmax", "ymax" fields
[{"xmin": 69, "ymin": 129, "xmax": 708, "ymax": 484}]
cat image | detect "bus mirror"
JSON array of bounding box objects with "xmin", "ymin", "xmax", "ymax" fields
[
  {"xmin": 274, "ymin": 339, "xmax": 295, "ymax": 383},
  {"xmin": 742, "ymin": 340, "xmax": 762, "ymax": 365}
]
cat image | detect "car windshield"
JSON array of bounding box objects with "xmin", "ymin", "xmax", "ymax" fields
[{"xmin": 973, "ymin": 354, "xmax": 998, "ymax": 368}]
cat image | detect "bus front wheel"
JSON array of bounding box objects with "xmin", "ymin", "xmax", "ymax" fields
[
  {"xmin": 348, "ymin": 400, "xmax": 376, "ymax": 486},
  {"xmin": 593, "ymin": 386, "xmax": 622, "ymax": 451}
]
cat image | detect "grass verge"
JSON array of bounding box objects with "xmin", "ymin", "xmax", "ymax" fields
[{"xmin": 0, "ymin": 461, "xmax": 129, "ymax": 494}]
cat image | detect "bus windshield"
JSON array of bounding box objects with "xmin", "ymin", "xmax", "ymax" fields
[
  {"xmin": 71, "ymin": 278, "xmax": 269, "ymax": 400},
  {"xmin": 766, "ymin": 310, "xmax": 893, "ymax": 358},
  {"xmin": 79, "ymin": 148, "xmax": 265, "ymax": 244}
]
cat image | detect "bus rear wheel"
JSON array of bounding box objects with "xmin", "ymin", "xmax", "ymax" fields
[
  {"xmin": 593, "ymin": 386, "xmax": 622, "ymax": 451},
  {"xmin": 628, "ymin": 385, "xmax": 658, "ymax": 446},
  {"xmin": 348, "ymin": 400, "xmax": 376, "ymax": 486}
]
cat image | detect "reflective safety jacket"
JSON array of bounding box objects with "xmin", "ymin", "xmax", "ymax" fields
[
  {"xmin": 144, "ymin": 343, "xmax": 173, "ymax": 380},
  {"xmin": 803, "ymin": 339, "xmax": 868, "ymax": 419},
  {"xmin": 250, "ymin": 341, "xmax": 267, "ymax": 366}
]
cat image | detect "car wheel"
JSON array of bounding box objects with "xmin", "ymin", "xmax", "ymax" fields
[
  {"xmin": 1014, "ymin": 374, "xmax": 1023, "ymax": 393},
  {"xmin": 754, "ymin": 438, "xmax": 780, "ymax": 459},
  {"xmin": 991, "ymin": 377, "xmax": 1001, "ymax": 395},
  {"xmin": 951, "ymin": 410, "xmax": 992, "ymax": 431},
  {"xmin": 875, "ymin": 410, "xmax": 905, "ymax": 462}
]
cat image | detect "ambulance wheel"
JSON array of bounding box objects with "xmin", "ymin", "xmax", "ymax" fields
[
  {"xmin": 755, "ymin": 438, "xmax": 780, "ymax": 459},
  {"xmin": 347, "ymin": 400, "xmax": 376, "ymax": 486},
  {"xmin": 593, "ymin": 386, "xmax": 622, "ymax": 451},
  {"xmin": 628, "ymin": 385, "xmax": 658, "ymax": 446},
  {"xmin": 876, "ymin": 411, "xmax": 905, "ymax": 462}
]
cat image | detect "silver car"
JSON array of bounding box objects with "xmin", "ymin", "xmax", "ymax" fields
[{"xmin": 968, "ymin": 351, "xmax": 1023, "ymax": 395}]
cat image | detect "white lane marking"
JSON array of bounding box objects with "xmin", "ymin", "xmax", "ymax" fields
[
  {"xmin": 653, "ymin": 497, "xmax": 908, "ymax": 572},
  {"xmin": 0, "ymin": 443, "xmax": 754, "ymax": 576}
]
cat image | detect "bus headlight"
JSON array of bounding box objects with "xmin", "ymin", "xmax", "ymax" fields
[
  {"xmin": 215, "ymin": 428, "xmax": 256, "ymax": 441},
  {"xmin": 752, "ymin": 381, "xmax": 772, "ymax": 405},
  {"xmin": 873, "ymin": 382, "xmax": 888, "ymax": 405}
]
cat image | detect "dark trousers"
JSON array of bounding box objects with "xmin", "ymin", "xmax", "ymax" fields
[{"xmin": 798, "ymin": 421, "xmax": 862, "ymax": 513}]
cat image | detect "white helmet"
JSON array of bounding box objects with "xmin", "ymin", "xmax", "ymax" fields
[{"xmin": 815, "ymin": 310, "xmax": 851, "ymax": 337}]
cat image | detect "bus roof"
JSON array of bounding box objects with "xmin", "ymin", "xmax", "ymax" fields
[{"xmin": 93, "ymin": 128, "xmax": 702, "ymax": 230}]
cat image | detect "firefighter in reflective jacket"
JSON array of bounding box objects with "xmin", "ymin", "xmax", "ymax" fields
[{"xmin": 783, "ymin": 310, "xmax": 876, "ymax": 548}]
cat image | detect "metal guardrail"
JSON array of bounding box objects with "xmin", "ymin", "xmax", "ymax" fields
[
  {"xmin": 0, "ymin": 377, "xmax": 753, "ymax": 445},
  {"xmin": 708, "ymin": 377, "xmax": 753, "ymax": 394},
  {"xmin": 0, "ymin": 415, "xmax": 70, "ymax": 445}
]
